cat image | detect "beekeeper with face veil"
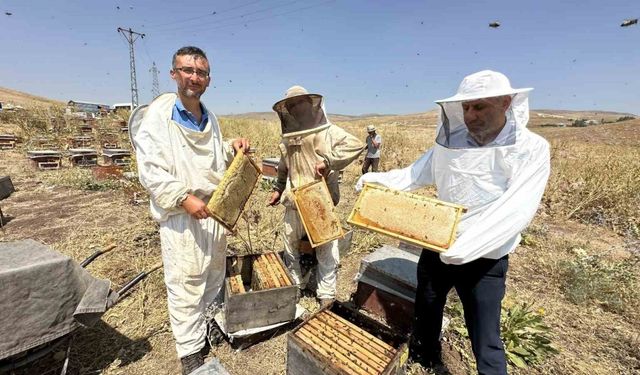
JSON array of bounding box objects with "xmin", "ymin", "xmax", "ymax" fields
[
  {"xmin": 356, "ymin": 71, "xmax": 550, "ymax": 374},
  {"xmin": 268, "ymin": 86, "xmax": 365, "ymax": 308}
]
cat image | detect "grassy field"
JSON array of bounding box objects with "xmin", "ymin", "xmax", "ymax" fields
[{"xmin": 0, "ymin": 97, "xmax": 638, "ymax": 375}]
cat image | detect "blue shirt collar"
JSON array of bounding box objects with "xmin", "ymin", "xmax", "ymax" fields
[{"xmin": 173, "ymin": 98, "xmax": 209, "ymax": 132}]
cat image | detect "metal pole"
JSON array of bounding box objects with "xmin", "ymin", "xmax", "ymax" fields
[
  {"xmin": 150, "ymin": 61, "xmax": 160, "ymax": 99},
  {"xmin": 117, "ymin": 27, "xmax": 145, "ymax": 108}
]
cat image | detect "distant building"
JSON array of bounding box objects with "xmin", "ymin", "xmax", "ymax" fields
[
  {"xmin": 67, "ymin": 100, "xmax": 111, "ymax": 114},
  {"xmin": 111, "ymin": 103, "xmax": 133, "ymax": 111}
]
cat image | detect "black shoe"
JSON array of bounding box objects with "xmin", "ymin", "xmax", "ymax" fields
[
  {"xmin": 207, "ymin": 320, "xmax": 225, "ymax": 347},
  {"xmin": 181, "ymin": 352, "xmax": 204, "ymax": 375}
]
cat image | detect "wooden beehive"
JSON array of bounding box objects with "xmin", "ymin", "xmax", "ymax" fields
[
  {"xmin": 287, "ymin": 302, "xmax": 409, "ymax": 375},
  {"xmin": 0, "ymin": 134, "xmax": 18, "ymax": 150},
  {"xmin": 292, "ymin": 179, "xmax": 344, "ymax": 247},
  {"xmin": 69, "ymin": 148, "xmax": 98, "ymax": 167},
  {"xmin": 207, "ymin": 150, "xmax": 261, "ymax": 232},
  {"xmin": 102, "ymin": 148, "xmax": 131, "ymax": 166},
  {"xmin": 27, "ymin": 150, "xmax": 63, "ymax": 170},
  {"xmin": 68, "ymin": 135, "xmax": 93, "ymax": 148},
  {"xmin": 224, "ymin": 252, "xmax": 297, "ymax": 332},
  {"xmin": 261, "ymin": 157, "xmax": 279, "ymax": 179},
  {"xmin": 347, "ymin": 183, "xmax": 467, "ymax": 253}
]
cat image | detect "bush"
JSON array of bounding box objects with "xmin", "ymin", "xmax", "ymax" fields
[
  {"xmin": 446, "ymin": 299, "xmax": 558, "ymax": 369},
  {"xmin": 616, "ymin": 116, "xmax": 635, "ymax": 122},
  {"xmin": 501, "ymin": 302, "xmax": 559, "ymax": 368},
  {"xmin": 559, "ymin": 248, "xmax": 639, "ymax": 314}
]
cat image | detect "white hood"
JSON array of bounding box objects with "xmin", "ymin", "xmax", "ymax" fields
[{"xmin": 435, "ymin": 70, "xmax": 532, "ymax": 148}]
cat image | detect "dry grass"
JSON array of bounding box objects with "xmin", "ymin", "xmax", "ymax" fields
[{"xmin": 1, "ymin": 105, "xmax": 639, "ymax": 375}]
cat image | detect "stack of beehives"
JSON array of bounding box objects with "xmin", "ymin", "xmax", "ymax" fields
[
  {"xmin": 250, "ymin": 253, "xmax": 292, "ymax": 291},
  {"xmin": 294, "ymin": 310, "xmax": 397, "ymax": 375}
]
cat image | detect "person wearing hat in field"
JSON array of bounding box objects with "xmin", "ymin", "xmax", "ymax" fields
[
  {"xmin": 362, "ymin": 124, "xmax": 382, "ymax": 174},
  {"xmin": 268, "ymin": 85, "xmax": 365, "ymax": 307},
  {"xmin": 356, "ymin": 70, "xmax": 550, "ymax": 374}
]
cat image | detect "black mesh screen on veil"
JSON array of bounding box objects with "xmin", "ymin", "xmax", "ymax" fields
[{"xmin": 274, "ymin": 94, "xmax": 328, "ymax": 136}]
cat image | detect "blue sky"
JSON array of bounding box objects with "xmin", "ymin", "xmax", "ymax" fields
[{"xmin": 0, "ymin": 0, "xmax": 638, "ymax": 115}]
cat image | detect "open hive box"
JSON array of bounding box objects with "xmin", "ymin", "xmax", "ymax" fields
[
  {"xmin": 292, "ymin": 179, "xmax": 344, "ymax": 247},
  {"xmin": 287, "ymin": 301, "xmax": 408, "ymax": 375},
  {"xmin": 348, "ymin": 183, "xmax": 467, "ymax": 252},
  {"xmin": 224, "ymin": 252, "xmax": 297, "ymax": 332},
  {"xmin": 207, "ymin": 150, "xmax": 261, "ymax": 232}
]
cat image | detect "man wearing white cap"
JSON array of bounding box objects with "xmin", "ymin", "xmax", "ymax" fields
[
  {"xmin": 356, "ymin": 71, "xmax": 550, "ymax": 374},
  {"xmin": 362, "ymin": 124, "xmax": 382, "ymax": 174},
  {"xmin": 269, "ymin": 85, "xmax": 365, "ymax": 307}
]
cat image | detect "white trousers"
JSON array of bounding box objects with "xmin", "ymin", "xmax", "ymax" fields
[
  {"xmin": 159, "ymin": 214, "xmax": 226, "ymax": 358},
  {"xmin": 282, "ymin": 207, "xmax": 339, "ymax": 299}
]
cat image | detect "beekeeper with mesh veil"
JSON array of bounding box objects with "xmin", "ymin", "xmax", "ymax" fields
[
  {"xmin": 268, "ymin": 85, "xmax": 365, "ymax": 307},
  {"xmin": 356, "ymin": 70, "xmax": 550, "ymax": 374},
  {"xmin": 133, "ymin": 46, "xmax": 250, "ymax": 374}
]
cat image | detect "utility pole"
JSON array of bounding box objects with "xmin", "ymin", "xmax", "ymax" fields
[
  {"xmin": 117, "ymin": 27, "xmax": 145, "ymax": 108},
  {"xmin": 150, "ymin": 61, "xmax": 160, "ymax": 99}
]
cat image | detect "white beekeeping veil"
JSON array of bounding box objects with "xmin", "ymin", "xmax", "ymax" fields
[{"xmin": 434, "ymin": 70, "xmax": 533, "ymax": 148}]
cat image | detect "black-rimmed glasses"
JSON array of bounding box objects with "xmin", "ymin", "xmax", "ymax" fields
[{"xmin": 174, "ymin": 67, "xmax": 210, "ymax": 78}]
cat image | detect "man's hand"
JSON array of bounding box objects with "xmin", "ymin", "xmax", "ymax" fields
[
  {"xmin": 268, "ymin": 191, "xmax": 281, "ymax": 206},
  {"xmin": 315, "ymin": 160, "xmax": 327, "ymax": 178},
  {"xmin": 231, "ymin": 138, "xmax": 250, "ymax": 154},
  {"xmin": 181, "ymin": 194, "xmax": 210, "ymax": 220}
]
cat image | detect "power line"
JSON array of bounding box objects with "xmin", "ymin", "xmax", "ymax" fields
[
  {"xmin": 168, "ymin": 0, "xmax": 336, "ymax": 35},
  {"xmin": 117, "ymin": 27, "xmax": 145, "ymax": 108},
  {"xmin": 151, "ymin": 0, "xmax": 307, "ymax": 34},
  {"xmin": 144, "ymin": 0, "xmax": 264, "ymax": 29}
]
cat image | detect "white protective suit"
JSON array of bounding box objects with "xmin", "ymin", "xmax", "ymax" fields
[
  {"xmin": 273, "ymin": 90, "xmax": 365, "ymax": 299},
  {"xmin": 134, "ymin": 92, "xmax": 234, "ymax": 358},
  {"xmin": 357, "ymin": 73, "xmax": 550, "ymax": 265}
]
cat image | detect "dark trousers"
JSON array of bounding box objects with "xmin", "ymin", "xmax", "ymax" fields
[
  {"xmin": 411, "ymin": 251, "xmax": 508, "ymax": 375},
  {"xmin": 362, "ymin": 157, "xmax": 380, "ymax": 174}
]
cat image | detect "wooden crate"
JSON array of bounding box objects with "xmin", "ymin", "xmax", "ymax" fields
[
  {"xmin": 207, "ymin": 150, "xmax": 261, "ymax": 232},
  {"xmin": 292, "ymin": 179, "xmax": 344, "ymax": 247},
  {"xmin": 224, "ymin": 252, "xmax": 298, "ymax": 333},
  {"xmin": 287, "ymin": 302, "xmax": 409, "ymax": 375},
  {"xmin": 347, "ymin": 183, "xmax": 467, "ymax": 253}
]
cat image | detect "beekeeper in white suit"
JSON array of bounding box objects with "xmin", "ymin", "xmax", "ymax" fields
[
  {"xmin": 133, "ymin": 46, "xmax": 249, "ymax": 375},
  {"xmin": 268, "ymin": 86, "xmax": 365, "ymax": 307},
  {"xmin": 357, "ymin": 70, "xmax": 550, "ymax": 374}
]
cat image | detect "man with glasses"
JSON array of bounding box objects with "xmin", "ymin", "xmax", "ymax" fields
[
  {"xmin": 268, "ymin": 85, "xmax": 365, "ymax": 308},
  {"xmin": 357, "ymin": 71, "xmax": 550, "ymax": 374},
  {"xmin": 134, "ymin": 46, "xmax": 249, "ymax": 374}
]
